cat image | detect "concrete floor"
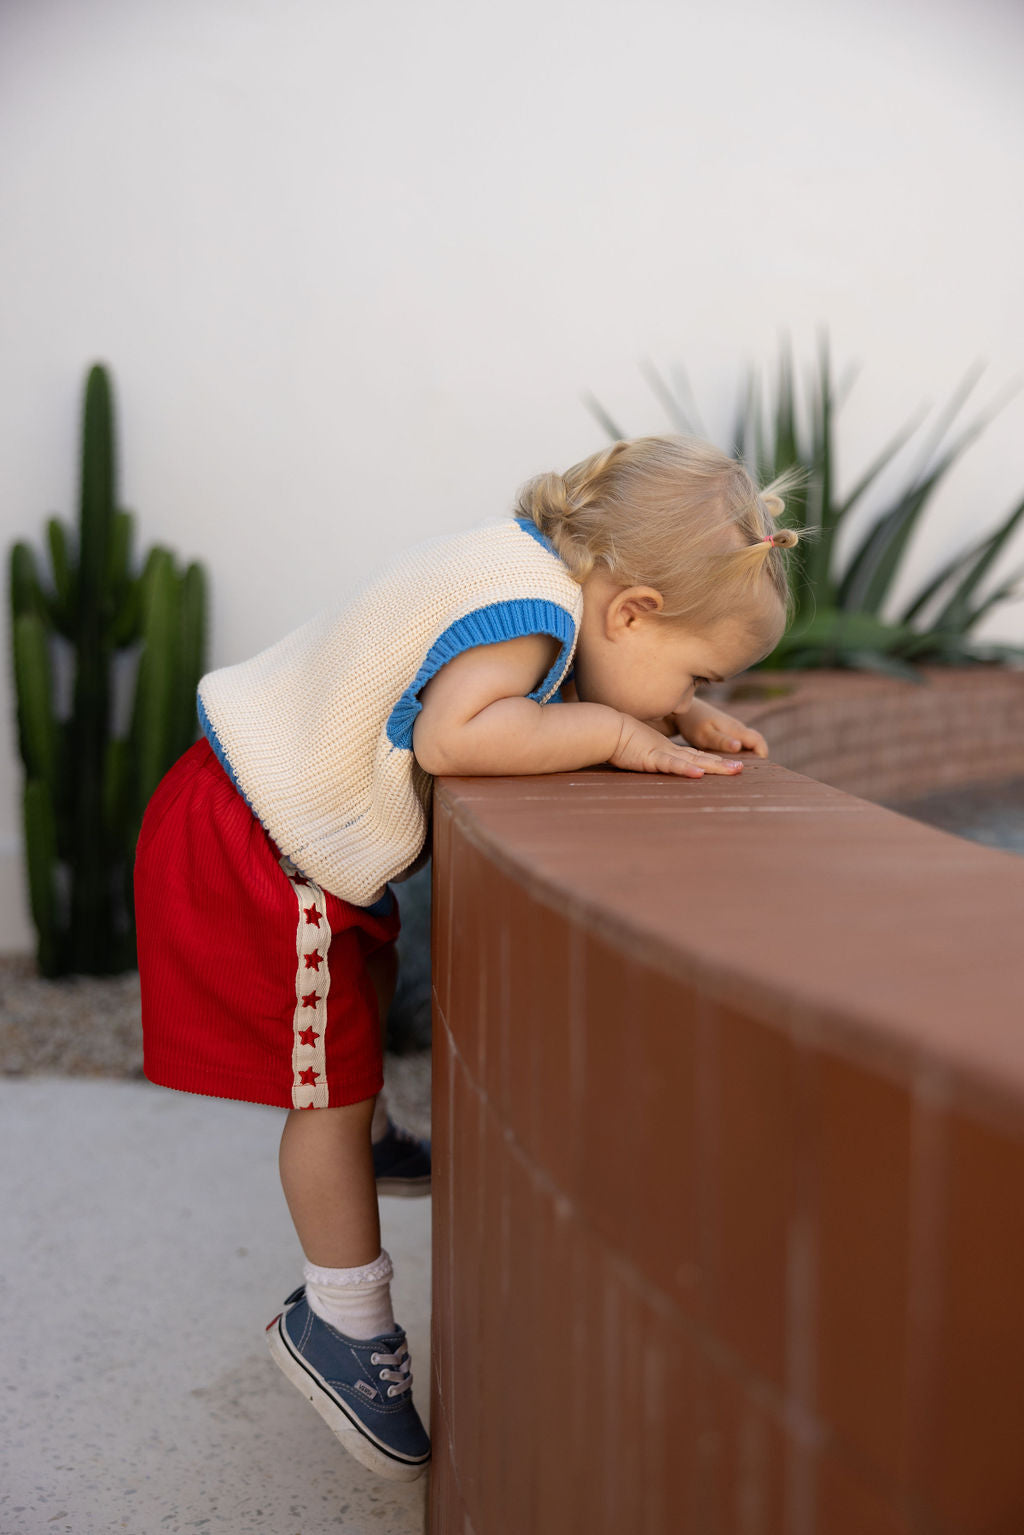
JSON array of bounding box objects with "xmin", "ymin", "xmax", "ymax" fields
[{"xmin": 0, "ymin": 1078, "xmax": 432, "ymax": 1535}]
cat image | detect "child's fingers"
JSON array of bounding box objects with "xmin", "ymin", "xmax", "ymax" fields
[
  {"xmin": 696, "ymin": 753, "xmax": 744, "ymax": 774},
  {"xmin": 741, "ymin": 728, "xmax": 769, "ymax": 758},
  {"xmin": 715, "ymin": 725, "xmax": 769, "ymax": 758},
  {"xmin": 662, "ymin": 745, "xmax": 743, "ymax": 777}
]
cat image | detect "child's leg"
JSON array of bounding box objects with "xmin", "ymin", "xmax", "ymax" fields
[
  {"xmin": 269, "ymin": 940, "xmax": 431, "ymax": 1479},
  {"xmin": 279, "ymin": 1098, "xmax": 381, "ymax": 1267},
  {"xmin": 277, "ymin": 942, "xmax": 401, "ymax": 1332}
]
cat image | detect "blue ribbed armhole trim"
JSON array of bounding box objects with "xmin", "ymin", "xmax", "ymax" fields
[
  {"xmin": 197, "ymin": 693, "xmax": 246, "ymax": 797},
  {"xmin": 385, "ymin": 598, "xmax": 578, "ymax": 751}
]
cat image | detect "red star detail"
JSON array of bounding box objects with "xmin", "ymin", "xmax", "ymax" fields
[
  {"xmin": 298, "ymin": 1067, "xmax": 319, "ymax": 1086},
  {"xmin": 291, "ymin": 874, "xmax": 310, "ymax": 886},
  {"xmin": 303, "ymin": 905, "xmax": 322, "ymax": 928},
  {"xmin": 304, "ymin": 952, "xmax": 322, "ymax": 971},
  {"xmin": 300, "ymin": 1103, "xmax": 316, "ymax": 1110},
  {"xmin": 298, "ymin": 1026, "xmax": 320, "ymax": 1047},
  {"xmin": 301, "ymin": 991, "xmax": 318, "ymax": 1009}
]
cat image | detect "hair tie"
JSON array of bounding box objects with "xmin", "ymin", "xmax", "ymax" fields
[{"xmin": 762, "ymin": 533, "xmax": 775, "ymax": 546}]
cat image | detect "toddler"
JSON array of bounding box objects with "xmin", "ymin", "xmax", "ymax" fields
[{"xmin": 134, "ymin": 433, "xmax": 804, "ymax": 1484}]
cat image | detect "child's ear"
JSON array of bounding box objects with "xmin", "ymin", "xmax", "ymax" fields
[{"xmin": 611, "ymin": 586, "xmax": 664, "ymax": 632}]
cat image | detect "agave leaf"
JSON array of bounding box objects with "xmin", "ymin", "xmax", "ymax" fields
[
  {"xmin": 833, "ymin": 358, "xmax": 862, "ymax": 413},
  {"xmin": 839, "ymin": 480, "xmax": 934, "ymax": 615},
  {"xmin": 909, "ymin": 632, "xmax": 988, "ymax": 664},
  {"xmin": 898, "ymin": 530, "xmax": 988, "ymax": 625},
  {"xmin": 773, "ymin": 331, "xmax": 799, "ymax": 477},
  {"xmin": 669, "ymin": 362, "xmax": 708, "ymax": 438},
  {"xmin": 899, "ymin": 627, "xmax": 960, "ymax": 659},
  {"xmin": 962, "ymin": 567, "xmax": 1024, "ymax": 630},
  {"xmin": 638, "ymin": 359, "xmax": 696, "ymax": 435},
  {"xmin": 862, "ymin": 413, "xmax": 1015, "ymax": 617},
  {"xmin": 839, "ymin": 435, "xmax": 972, "ymax": 617},
  {"xmin": 749, "ymin": 369, "xmax": 773, "ymax": 481},
  {"xmin": 839, "ymin": 376, "xmax": 1018, "ymax": 615},
  {"xmin": 637, "ymin": 357, "xmax": 708, "ymax": 437},
  {"xmin": 961, "ymin": 642, "xmax": 1024, "ymax": 664},
  {"xmin": 769, "ymin": 647, "xmax": 826, "ymax": 669},
  {"xmin": 835, "ymin": 405, "xmax": 930, "ymax": 522},
  {"xmin": 928, "ymin": 494, "xmax": 1024, "ymax": 633},
  {"xmin": 772, "ymin": 606, "xmax": 917, "ymax": 658},
  {"xmin": 901, "ymin": 358, "xmax": 986, "ymax": 487},
  {"xmin": 730, "ymin": 369, "xmax": 757, "ymax": 462},
  {"xmin": 582, "ymin": 392, "xmax": 627, "ymax": 442},
  {"xmin": 795, "ymin": 336, "xmax": 837, "ymax": 608},
  {"xmin": 897, "ymin": 628, "xmax": 1024, "ymax": 665},
  {"xmin": 815, "ymin": 329, "xmax": 835, "ymax": 531},
  {"xmin": 842, "ymin": 650, "xmax": 925, "ymax": 683}
]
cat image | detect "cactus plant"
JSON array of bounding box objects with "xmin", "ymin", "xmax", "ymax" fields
[{"xmin": 7, "ymin": 363, "xmax": 208, "ymax": 976}]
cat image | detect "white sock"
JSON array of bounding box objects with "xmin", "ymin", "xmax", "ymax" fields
[
  {"xmin": 303, "ymin": 1250, "xmax": 396, "ymax": 1339},
  {"xmin": 370, "ymin": 1089, "xmax": 391, "ymax": 1144}
]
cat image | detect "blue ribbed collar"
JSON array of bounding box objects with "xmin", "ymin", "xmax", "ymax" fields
[{"xmin": 513, "ymin": 516, "xmax": 561, "ymax": 560}]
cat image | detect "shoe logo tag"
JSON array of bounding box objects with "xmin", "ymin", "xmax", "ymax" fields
[{"xmin": 355, "ymin": 1380, "xmax": 377, "ymax": 1399}]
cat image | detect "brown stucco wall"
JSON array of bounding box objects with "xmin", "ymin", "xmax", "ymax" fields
[{"xmin": 428, "ymin": 667, "xmax": 1024, "ymax": 1534}]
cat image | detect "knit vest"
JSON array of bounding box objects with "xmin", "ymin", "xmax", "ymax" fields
[{"xmin": 197, "ymin": 517, "xmax": 583, "ymax": 908}]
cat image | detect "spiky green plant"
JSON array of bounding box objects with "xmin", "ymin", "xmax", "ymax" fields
[
  {"xmin": 587, "ymin": 331, "xmax": 1024, "ymax": 679},
  {"xmin": 8, "ymin": 363, "xmax": 208, "ymax": 976}
]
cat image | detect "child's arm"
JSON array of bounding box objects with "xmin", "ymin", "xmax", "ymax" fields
[
  {"xmin": 412, "ymin": 635, "xmax": 744, "ymax": 779},
  {"xmin": 560, "ymin": 674, "xmax": 768, "ymax": 758}
]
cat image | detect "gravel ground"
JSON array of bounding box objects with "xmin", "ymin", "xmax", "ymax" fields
[{"xmin": 0, "ymin": 955, "xmax": 432, "ymax": 1138}]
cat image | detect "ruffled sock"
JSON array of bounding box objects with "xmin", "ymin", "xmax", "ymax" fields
[{"xmin": 303, "ymin": 1249, "xmax": 396, "ymax": 1339}]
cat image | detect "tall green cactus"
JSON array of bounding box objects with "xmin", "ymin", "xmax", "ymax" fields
[{"xmin": 7, "ymin": 363, "xmax": 208, "ymax": 976}]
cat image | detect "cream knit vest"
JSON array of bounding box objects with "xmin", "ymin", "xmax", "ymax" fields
[{"xmin": 197, "ymin": 517, "xmax": 583, "ymax": 907}]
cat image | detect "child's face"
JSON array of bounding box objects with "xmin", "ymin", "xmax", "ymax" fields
[{"xmin": 574, "ymin": 568, "xmax": 784, "ymax": 720}]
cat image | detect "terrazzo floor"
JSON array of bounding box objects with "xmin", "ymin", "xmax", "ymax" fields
[{"xmin": 0, "ymin": 1076, "xmax": 432, "ymax": 1535}]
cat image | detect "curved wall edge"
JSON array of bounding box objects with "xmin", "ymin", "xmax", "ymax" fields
[{"xmin": 428, "ymin": 669, "xmax": 1024, "ymax": 1534}]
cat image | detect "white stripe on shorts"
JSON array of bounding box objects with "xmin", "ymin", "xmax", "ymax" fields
[{"xmin": 279, "ymin": 854, "xmax": 332, "ymax": 1109}]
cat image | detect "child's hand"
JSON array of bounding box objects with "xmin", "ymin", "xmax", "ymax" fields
[
  {"xmin": 670, "ymin": 697, "xmax": 769, "ymax": 759},
  {"xmin": 610, "ymin": 714, "xmax": 744, "ymax": 777}
]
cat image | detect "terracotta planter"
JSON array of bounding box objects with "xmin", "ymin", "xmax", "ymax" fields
[{"xmin": 715, "ymin": 664, "xmax": 1024, "ymax": 803}]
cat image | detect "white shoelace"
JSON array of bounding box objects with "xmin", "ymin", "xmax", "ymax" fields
[{"xmin": 370, "ymin": 1341, "xmax": 413, "ymax": 1397}]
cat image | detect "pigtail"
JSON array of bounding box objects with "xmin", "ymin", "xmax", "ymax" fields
[
  {"xmin": 714, "ymin": 460, "xmax": 815, "ymax": 607},
  {"xmin": 751, "ymin": 462, "xmax": 816, "ymax": 554},
  {"xmin": 517, "ymin": 471, "xmax": 572, "ymax": 538},
  {"xmin": 515, "ymin": 440, "xmax": 633, "ymax": 580}
]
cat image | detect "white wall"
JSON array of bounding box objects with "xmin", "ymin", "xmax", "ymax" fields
[{"xmin": 2, "ymin": 0, "xmax": 1023, "ymax": 949}]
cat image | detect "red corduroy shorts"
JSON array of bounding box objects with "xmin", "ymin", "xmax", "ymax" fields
[{"xmin": 135, "ymin": 737, "xmax": 401, "ymax": 1110}]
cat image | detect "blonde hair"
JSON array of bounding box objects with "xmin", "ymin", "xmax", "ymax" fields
[{"xmin": 515, "ymin": 435, "xmax": 811, "ymax": 644}]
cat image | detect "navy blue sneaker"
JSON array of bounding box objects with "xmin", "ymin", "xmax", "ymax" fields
[
  {"xmin": 266, "ymin": 1286, "xmax": 431, "ymax": 1481},
  {"xmin": 372, "ymin": 1119, "xmax": 431, "ymax": 1196}
]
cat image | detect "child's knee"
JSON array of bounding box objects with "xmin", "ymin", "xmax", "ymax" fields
[{"xmin": 285, "ymin": 1096, "xmax": 376, "ymax": 1137}]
